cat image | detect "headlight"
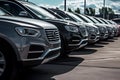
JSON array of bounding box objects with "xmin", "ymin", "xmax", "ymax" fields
[
  {"xmin": 107, "ymin": 26, "xmax": 112, "ymax": 31},
  {"xmin": 65, "ymin": 25, "xmax": 79, "ymax": 33},
  {"xmin": 100, "ymin": 27, "xmax": 104, "ymax": 31},
  {"xmin": 15, "ymin": 27, "xmax": 40, "ymax": 37},
  {"xmin": 86, "ymin": 26, "xmax": 94, "ymax": 32}
]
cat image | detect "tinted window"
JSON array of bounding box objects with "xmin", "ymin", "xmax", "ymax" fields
[
  {"xmin": 113, "ymin": 19, "xmax": 120, "ymax": 24},
  {"xmin": 51, "ymin": 9, "xmax": 69, "ymax": 19},
  {"xmin": 0, "ymin": 8, "xmax": 8, "ymax": 16},
  {"xmin": 22, "ymin": 2, "xmax": 56, "ymax": 19},
  {"xmin": 50, "ymin": 9, "xmax": 76, "ymax": 21},
  {"xmin": 85, "ymin": 16, "xmax": 96, "ymax": 23},
  {"xmin": 66, "ymin": 12, "xmax": 83, "ymax": 22},
  {"xmin": 93, "ymin": 18, "xmax": 103, "ymax": 23},
  {"xmin": 95, "ymin": 18, "xmax": 105, "ymax": 24},
  {"xmin": 0, "ymin": 1, "xmax": 31, "ymax": 17},
  {"xmin": 76, "ymin": 14, "xmax": 93, "ymax": 23},
  {"xmin": 101, "ymin": 19, "xmax": 109, "ymax": 24}
]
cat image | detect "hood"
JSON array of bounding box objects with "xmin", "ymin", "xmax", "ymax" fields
[
  {"xmin": 84, "ymin": 22, "xmax": 98, "ymax": 28},
  {"xmin": 94, "ymin": 23, "xmax": 107, "ymax": 28},
  {"xmin": 0, "ymin": 16, "xmax": 57, "ymax": 29},
  {"xmin": 43, "ymin": 18, "xmax": 70, "ymax": 25},
  {"xmin": 43, "ymin": 18, "xmax": 83, "ymax": 26}
]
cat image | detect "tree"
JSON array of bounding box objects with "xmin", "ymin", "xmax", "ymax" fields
[
  {"xmin": 68, "ymin": 8, "xmax": 73, "ymax": 13},
  {"xmin": 89, "ymin": 7, "xmax": 95, "ymax": 16},
  {"xmin": 99, "ymin": 7, "xmax": 114, "ymax": 19},
  {"xmin": 74, "ymin": 8, "xmax": 81, "ymax": 14},
  {"xmin": 85, "ymin": 7, "xmax": 95, "ymax": 16},
  {"xmin": 85, "ymin": 8, "xmax": 89, "ymax": 15}
]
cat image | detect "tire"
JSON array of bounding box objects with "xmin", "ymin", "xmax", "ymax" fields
[
  {"xmin": 59, "ymin": 39, "xmax": 70, "ymax": 58},
  {"xmin": 60, "ymin": 48, "xmax": 70, "ymax": 58},
  {"xmin": 0, "ymin": 47, "xmax": 20, "ymax": 80}
]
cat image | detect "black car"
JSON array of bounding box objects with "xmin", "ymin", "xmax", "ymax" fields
[
  {"xmin": 73, "ymin": 13, "xmax": 100, "ymax": 43},
  {"xmin": 106, "ymin": 20, "xmax": 119, "ymax": 37},
  {"xmin": 0, "ymin": 0, "xmax": 88, "ymax": 57},
  {"xmin": 85, "ymin": 16, "xmax": 109, "ymax": 40},
  {"xmin": 49, "ymin": 8, "xmax": 99, "ymax": 44},
  {"xmin": 99, "ymin": 18, "xmax": 115, "ymax": 38}
]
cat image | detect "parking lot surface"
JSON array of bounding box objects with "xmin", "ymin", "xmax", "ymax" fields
[{"xmin": 19, "ymin": 37, "xmax": 120, "ymax": 80}]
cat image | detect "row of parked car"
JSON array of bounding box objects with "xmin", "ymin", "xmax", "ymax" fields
[{"xmin": 0, "ymin": 0, "xmax": 120, "ymax": 80}]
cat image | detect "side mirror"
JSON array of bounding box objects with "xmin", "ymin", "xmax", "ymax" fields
[{"xmin": 19, "ymin": 11, "xmax": 28, "ymax": 17}]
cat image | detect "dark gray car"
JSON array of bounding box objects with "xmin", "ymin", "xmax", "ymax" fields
[{"xmin": 0, "ymin": 13, "xmax": 61, "ymax": 80}]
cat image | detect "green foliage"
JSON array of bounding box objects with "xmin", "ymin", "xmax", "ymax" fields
[
  {"xmin": 99, "ymin": 7, "xmax": 114, "ymax": 19},
  {"xmin": 74, "ymin": 8, "xmax": 81, "ymax": 14},
  {"xmin": 85, "ymin": 8, "xmax": 89, "ymax": 15},
  {"xmin": 68, "ymin": 8, "xmax": 73, "ymax": 13},
  {"xmin": 85, "ymin": 7, "xmax": 95, "ymax": 16}
]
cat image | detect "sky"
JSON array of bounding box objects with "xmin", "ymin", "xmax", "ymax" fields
[{"xmin": 29, "ymin": 0, "xmax": 120, "ymax": 14}]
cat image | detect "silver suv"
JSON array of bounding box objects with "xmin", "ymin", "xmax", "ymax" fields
[{"xmin": 0, "ymin": 15, "xmax": 61, "ymax": 80}]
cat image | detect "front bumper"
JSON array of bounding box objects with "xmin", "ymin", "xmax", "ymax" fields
[
  {"xmin": 100, "ymin": 33, "xmax": 109, "ymax": 40},
  {"xmin": 108, "ymin": 31, "xmax": 114, "ymax": 38},
  {"xmin": 21, "ymin": 47, "xmax": 61, "ymax": 67},
  {"xmin": 61, "ymin": 28, "xmax": 88, "ymax": 52},
  {"xmin": 68, "ymin": 38, "xmax": 88, "ymax": 49},
  {"xmin": 88, "ymin": 33, "xmax": 100, "ymax": 43},
  {"xmin": 16, "ymin": 28, "xmax": 61, "ymax": 67}
]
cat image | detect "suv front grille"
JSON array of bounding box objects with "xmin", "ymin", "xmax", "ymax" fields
[
  {"xmin": 103, "ymin": 27, "xmax": 107, "ymax": 33},
  {"xmin": 94, "ymin": 27, "xmax": 99, "ymax": 34},
  {"xmin": 99, "ymin": 27, "xmax": 106, "ymax": 34},
  {"xmin": 79, "ymin": 27, "xmax": 87, "ymax": 37},
  {"xmin": 45, "ymin": 29, "xmax": 60, "ymax": 42}
]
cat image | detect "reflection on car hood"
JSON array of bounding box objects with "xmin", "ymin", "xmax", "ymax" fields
[
  {"xmin": 84, "ymin": 23, "xmax": 98, "ymax": 28},
  {"xmin": 0, "ymin": 16, "xmax": 57, "ymax": 29}
]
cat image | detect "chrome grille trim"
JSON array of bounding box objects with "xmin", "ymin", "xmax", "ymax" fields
[{"xmin": 45, "ymin": 29, "xmax": 60, "ymax": 42}]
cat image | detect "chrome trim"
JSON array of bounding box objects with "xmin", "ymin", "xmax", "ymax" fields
[
  {"xmin": 92, "ymin": 35, "xmax": 100, "ymax": 42},
  {"xmin": 104, "ymin": 33, "xmax": 109, "ymax": 38},
  {"xmin": 72, "ymin": 40, "xmax": 80, "ymax": 42},
  {"xmin": 78, "ymin": 42, "xmax": 88, "ymax": 48},
  {"xmin": 41, "ymin": 52, "xmax": 60, "ymax": 64},
  {"xmin": 28, "ymin": 51, "xmax": 44, "ymax": 53},
  {"xmin": 68, "ymin": 38, "xmax": 88, "ymax": 46},
  {"xmin": 22, "ymin": 47, "xmax": 61, "ymax": 61}
]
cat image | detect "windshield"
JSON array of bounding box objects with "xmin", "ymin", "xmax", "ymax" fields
[
  {"xmin": 101, "ymin": 19, "xmax": 109, "ymax": 24},
  {"xmin": 22, "ymin": 2, "xmax": 56, "ymax": 19},
  {"xmin": 0, "ymin": 8, "xmax": 10, "ymax": 16},
  {"xmin": 75, "ymin": 14, "xmax": 88, "ymax": 23},
  {"xmin": 93, "ymin": 18, "xmax": 103, "ymax": 24},
  {"xmin": 113, "ymin": 19, "xmax": 120, "ymax": 24},
  {"xmin": 66, "ymin": 12, "xmax": 83, "ymax": 22},
  {"xmin": 103, "ymin": 20, "xmax": 110, "ymax": 24},
  {"xmin": 79, "ymin": 15, "xmax": 94, "ymax": 23},
  {"xmin": 89, "ymin": 17, "xmax": 100, "ymax": 23}
]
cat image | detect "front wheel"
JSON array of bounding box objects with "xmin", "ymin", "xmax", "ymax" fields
[
  {"xmin": 0, "ymin": 48, "xmax": 19, "ymax": 80},
  {"xmin": 59, "ymin": 42, "xmax": 70, "ymax": 58},
  {"xmin": 59, "ymin": 36, "xmax": 70, "ymax": 58},
  {"xmin": 60, "ymin": 48, "xmax": 70, "ymax": 58},
  {"xmin": 0, "ymin": 51, "xmax": 6, "ymax": 80}
]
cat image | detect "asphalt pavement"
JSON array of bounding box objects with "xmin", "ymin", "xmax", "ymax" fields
[{"xmin": 18, "ymin": 37, "xmax": 120, "ymax": 80}]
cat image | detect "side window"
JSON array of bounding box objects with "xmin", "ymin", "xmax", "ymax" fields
[
  {"xmin": 0, "ymin": 2, "xmax": 31, "ymax": 18},
  {"xmin": 113, "ymin": 20, "xmax": 120, "ymax": 24},
  {"xmin": 57, "ymin": 11, "xmax": 68, "ymax": 19},
  {"xmin": 0, "ymin": 9, "xmax": 7, "ymax": 16}
]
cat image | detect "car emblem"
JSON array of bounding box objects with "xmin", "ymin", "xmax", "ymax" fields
[{"xmin": 52, "ymin": 31, "xmax": 56, "ymax": 38}]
